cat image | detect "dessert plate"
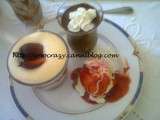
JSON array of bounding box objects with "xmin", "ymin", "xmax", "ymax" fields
[{"xmin": 9, "ymin": 19, "xmax": 143, "ymax": 120}]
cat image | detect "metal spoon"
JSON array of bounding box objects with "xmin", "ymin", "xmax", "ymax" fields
[
  {"xmin": 43, "ymin": 6, "xmax": 134, "ymax": 25},
  {"xmin": 103, "ymin": 6, "xmax": 134, "ymax": 14}
]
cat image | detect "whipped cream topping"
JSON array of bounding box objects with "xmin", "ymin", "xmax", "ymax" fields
[
  {"xmin": 89, "ymin": 95, "xmax": 106, "ymax": 104},
  {"xmin": 75, "ymin": 77, "xmax": 85, "ymax": 96},
  {"xmin": 68, "ymin": 7, "xmax": 97, "ymax": 32}
]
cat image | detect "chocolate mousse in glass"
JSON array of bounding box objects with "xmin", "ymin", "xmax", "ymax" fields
[
  {"xmin": 57, "ymin": 1, "xmax": 103, "ymax": 52},
  {"xmin": 7, "ymin": 31, "xmax": 68, "ymax": 89}
]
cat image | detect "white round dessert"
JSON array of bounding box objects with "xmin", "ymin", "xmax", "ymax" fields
[{"xmin": 8, "ymin": 31, "xmax": 68, "ymax": 86}]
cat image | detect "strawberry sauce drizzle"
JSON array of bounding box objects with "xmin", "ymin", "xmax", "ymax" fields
[
  {"xmin": 70, "ymin": 61, "xmax": 131, "ymax": 104},
  {"xmin": 105, "ymin": 72, "xmax": 130, "ymax": 102}
]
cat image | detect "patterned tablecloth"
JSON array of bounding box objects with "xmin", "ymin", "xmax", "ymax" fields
[{"xmin": 0, "ymin": 1, "xmax": 160, "ymax": 120}]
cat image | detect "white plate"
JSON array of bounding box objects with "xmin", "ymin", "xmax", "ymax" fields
[{"xmin": 8, "ymin": 19, "xmax": 143, "ymax": 120}]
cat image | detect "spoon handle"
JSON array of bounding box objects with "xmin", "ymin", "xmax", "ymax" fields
[
  {"xmin": 37, "ymin": 6, "xmax": 134, "ymax": 26},
  {"xmin": 103, "ymin": 7, "xmax": 134, "ymax": 14}
]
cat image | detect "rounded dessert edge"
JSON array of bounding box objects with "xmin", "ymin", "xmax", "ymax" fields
[{"xmin": 7, "ymin": 31, "xmax": 69, "ymax": 86}]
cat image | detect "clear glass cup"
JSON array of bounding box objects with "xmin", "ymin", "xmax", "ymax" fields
[
  {"xmin": 7, "ymin": 31, "xmax": 69, "ymax": 89},
  {"xmin": 8, "ymin": 0, "xmax": 43, "ymax": 28},
  {"xmin": 57, "ymin": 0, "xmax": 103, "ymax": 52}
]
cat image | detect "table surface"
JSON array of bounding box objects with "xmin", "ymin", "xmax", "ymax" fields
[{"xmin": 0, "ymin": 1, "xmax": 160, "ymax": 120}]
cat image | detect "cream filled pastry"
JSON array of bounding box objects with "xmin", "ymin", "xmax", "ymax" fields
[
  {"xmin": 71, "ymin": 59, "xmax": 114, "ymax": 104},
  {"xmin": 71, "ymin": 58, "xmax": 131, "ymax": 104}
]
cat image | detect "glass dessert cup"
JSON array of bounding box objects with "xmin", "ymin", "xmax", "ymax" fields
[
  {"xmin": 57, "ymin": 0, "xmax": 103, "ymax": 52},
  {"xmin": 7, "ymin": 31, "xmax": 69, "ymax": 90},
  {"xmin": 8, "ymin": 0, "xmax": 44, "ymax": 29}
]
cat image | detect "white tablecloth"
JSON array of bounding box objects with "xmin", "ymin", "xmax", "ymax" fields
[{"xmin": 0, "ymin": 1, "xmax": 160, "ymax": 120}]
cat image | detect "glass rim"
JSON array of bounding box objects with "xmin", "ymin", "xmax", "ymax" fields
[
  {"xmin": 7, "ymin": 31, "xmax": 69, "ymax": 87},
  {"xmin": 57, "ymin": 1, "xmax": 104, "ymax": 35}
]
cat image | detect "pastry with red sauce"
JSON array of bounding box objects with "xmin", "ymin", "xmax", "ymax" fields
[
  {"xmin": 71, "ymin": 59, "xmax": 114, "ymax": 104},
  {"xmin": 71, "ymin": 59, "xmax": 131, "ymax": 104}
]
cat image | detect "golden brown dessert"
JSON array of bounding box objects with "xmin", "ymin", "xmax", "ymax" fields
[{"xmin": 19, "ymin": 43, "xmax": 45, "ymax": 69}]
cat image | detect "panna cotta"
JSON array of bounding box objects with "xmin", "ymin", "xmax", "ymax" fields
[{"xmin": 8, "ymin": 31, "xmax": 68, "ymax": 86}]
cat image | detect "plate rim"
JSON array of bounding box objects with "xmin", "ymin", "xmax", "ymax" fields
[{"xmin": 9, "ymin": 18, "xmax": 144, "ymax": 120}]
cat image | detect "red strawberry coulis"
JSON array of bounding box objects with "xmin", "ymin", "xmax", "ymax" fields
[{"xmin": 71, "ymin": 59, "xmax": 131, "ymax": 104}]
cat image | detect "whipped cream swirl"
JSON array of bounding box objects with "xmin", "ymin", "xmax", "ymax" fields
[{"xmin": 68, "ymin": 7, "xmax": 97, "ymax": 32}]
